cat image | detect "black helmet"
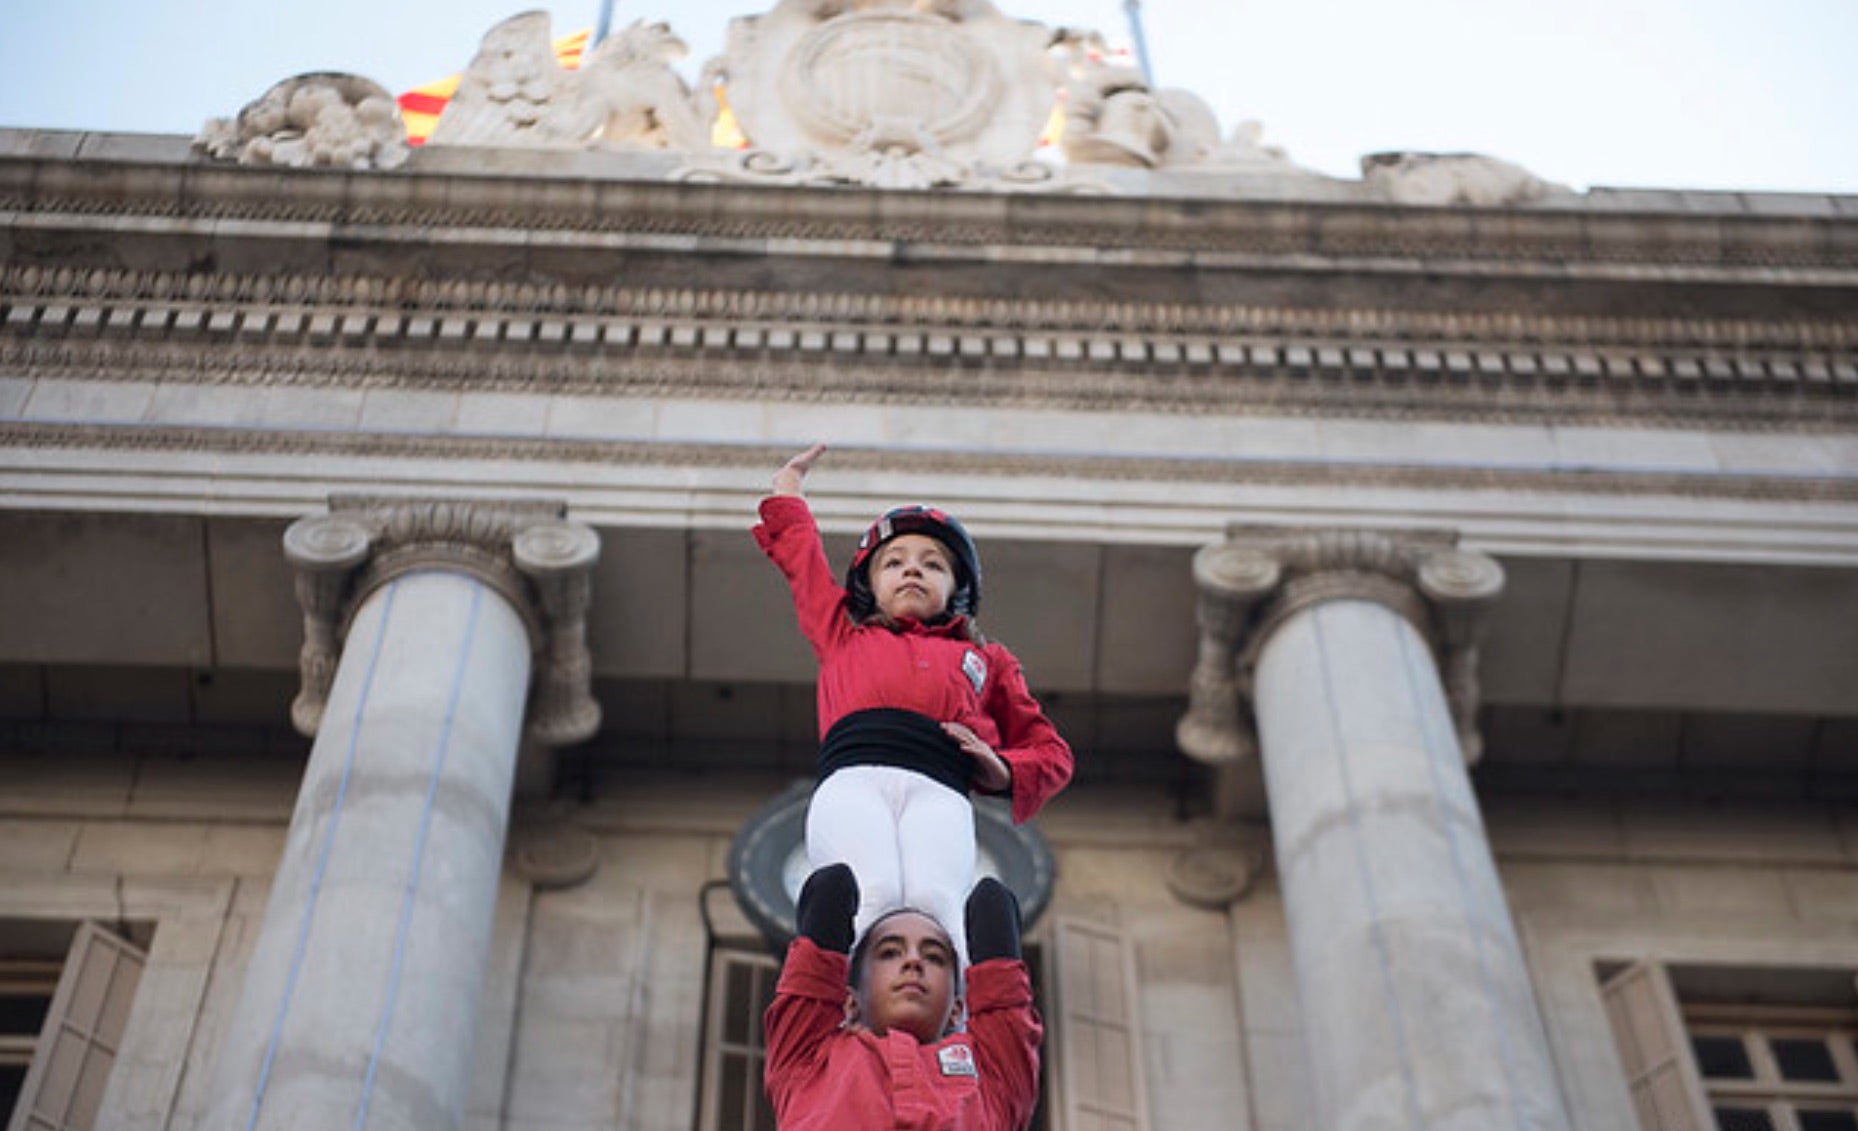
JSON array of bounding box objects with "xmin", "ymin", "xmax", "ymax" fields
[{"xmin": 845, "ymin": 504, "xmax": 982, "ymax": 620}]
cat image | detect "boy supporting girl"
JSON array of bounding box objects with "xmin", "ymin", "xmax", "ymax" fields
[
  {"xmin": 752, "ymin": 444, "xmax": 1073, "ymax": 961},
  {"xmin": 764, "ymin": 863, "xmax": 1041, "ymax": 1131}
]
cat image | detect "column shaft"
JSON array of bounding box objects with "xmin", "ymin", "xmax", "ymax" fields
[
  {"xmin": 1255, "ymin": 599, "xmax": 1569, "ymax": 1131},
  {"xmin": 203, "ymin": 570, "xmax": 531, "ymax": 1131}
]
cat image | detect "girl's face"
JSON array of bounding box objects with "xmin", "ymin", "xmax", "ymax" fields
[
  {"xmin": 850, "ymin": 911, "xmax": 961, "ymax": 1043},
  {"xmin": 870, "ymin": 534, "xmax": 956, "ymax": 622}
]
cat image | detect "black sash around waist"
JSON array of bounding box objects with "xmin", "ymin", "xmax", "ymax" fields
[{"xmin": 817, "ymin": 708, "xmax": 971, "ymax": 795}]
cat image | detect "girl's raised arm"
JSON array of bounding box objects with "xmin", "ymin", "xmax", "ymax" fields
[{"xmin": 771, "ymin": 443, "xmax": 828, "ymax": 497}]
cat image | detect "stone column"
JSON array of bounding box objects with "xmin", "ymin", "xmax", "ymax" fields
[
  {"xmin": 1177, "ymin": 528, "xmax": 1571, "ymax": 1131},
  {"xmin": 201, "ymin": 499, "xmax": 599, "ymax": 1131}
]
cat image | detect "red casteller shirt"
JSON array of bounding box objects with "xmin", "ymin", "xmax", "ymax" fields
[
  {"xmin": 764, "ymin": 937, "xmax": 1043, "ymax": 1131},
  {"xmin": 753, "ymin": 495, "xmax": 1073, "ymax": 825}
]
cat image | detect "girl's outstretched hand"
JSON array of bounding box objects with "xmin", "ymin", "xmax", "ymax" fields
[
  {"xmin": 943, "ymin": 722, "xmax": 1011, "ymax": 793},
  {"xmin": 772, "ymin": 443, "xmax": 828, "ymax": 496}
]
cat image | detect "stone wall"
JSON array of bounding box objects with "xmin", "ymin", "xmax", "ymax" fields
[{"xmin": 3, "ymin": 746, "xmax": 1857, "ymax": 1130}]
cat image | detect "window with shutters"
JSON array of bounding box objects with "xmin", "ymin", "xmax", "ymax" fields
[
  {"xmin": 4, "ymin": 921, "xmax": 147, "ymax": 1131},
  {"xmin": 695, "ymin": 941, "xmax": 1063, "ymax": 1131},
  {"xmin": 1600, "ymin": 961, "xmax": 1858, "ymax": 1131},
  {"xmin": 1047, "ymin": 918, "xmax": 1149, "ymax": 1131},
  {"xmin": 698, "ymin": 946, "xmax": 780, "ymax": 1131}
]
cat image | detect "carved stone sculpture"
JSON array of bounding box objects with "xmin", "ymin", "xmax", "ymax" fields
[
  {"xmin": 696, "ymin": 0, "xmax": 1056, "ymax": 190},
  {"xmin": 579, "ymin": 21, "xmax": 718, "ymax": 151},
  {"xmin": 425, "ymin": 13, "xmax": 715, "ymax": 152},
  {"xmin": 189, "ymin": 1, "xmax": 1580, "ymax": 202},
  {"xmin": 1051, "ymin": 31, "xmax": 1170, "ymax": 168},
  {"xmin": 194, "ymin": 73, "xmax": 408, "ymax": 170},
  {"xmin": 1361, "ymin": 151, "xmax": 1573, "ymax": 207},
  {"xmin": 425, "ymin": 11, "xmax": 602, "ymax": 148}
]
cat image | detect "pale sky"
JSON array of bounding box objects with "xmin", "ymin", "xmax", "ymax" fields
[{"xmin": 1, "ymin": 0, "xmax": 1854, "ymax": 195}]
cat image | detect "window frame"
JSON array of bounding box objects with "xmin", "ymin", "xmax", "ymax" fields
[
  {"xmin": 0, "ymin": 877, "xmax": 232, "ymax": 1131},
  {"xmin": 1685, "ymin": 1005, "xmax": 1858, "ymax": 1131},
  {"xmin": 6, "ymin": 922, "xmax": 147, "ymax": 1131},
  {"xmin": 1519, "ymin": 909, "xmax": 1858, "ymax": 1131},
  {"xmin": 695, "ymin": 944, "xmax": 781, "ymax": 1131},
  {"xmin": 1598, "ymin": 959, "xmax": 1858, "ymax": 1131}
]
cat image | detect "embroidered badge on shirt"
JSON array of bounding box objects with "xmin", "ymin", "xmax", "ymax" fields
[
  {"xmin": 961, "ymin": 650, "xmax": 987, "ymax": 695},
  {"xmin": 938, "ymin": 1043, "xmax": 978, "ymax": 1077}
]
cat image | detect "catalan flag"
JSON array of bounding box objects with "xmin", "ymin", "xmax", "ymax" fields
[{"xmin": 397, "ymin": 29, "xmax": 592, "ymax": 146}]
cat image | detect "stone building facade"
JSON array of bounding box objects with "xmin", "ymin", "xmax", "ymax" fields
[{"xmin": 3, "ymin": 3, "xmax": 1857, "ymax": 1130}]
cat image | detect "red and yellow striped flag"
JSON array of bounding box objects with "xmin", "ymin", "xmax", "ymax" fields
[{"xmin": 397, "ymin": 29, "xmax": 592, "ymax": 146}]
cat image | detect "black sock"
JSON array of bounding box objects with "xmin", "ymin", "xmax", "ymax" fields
[
  {"xmin": 965, "ymin": 877, "xmax": 1021, "ymax": 963},
  {"xmin": 794, "ymin": 863, "xmax": 858, "ymax": 953}
]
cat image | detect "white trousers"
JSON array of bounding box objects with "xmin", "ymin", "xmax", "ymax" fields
[{"xmin": 806, "ymin": 764, "xmax": 976, "ymax": 969}]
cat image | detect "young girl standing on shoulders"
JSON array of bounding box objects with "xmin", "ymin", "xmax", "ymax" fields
[{"xmin": 753, "ymin": 444, "xmax": 1073, "ymax": 962}]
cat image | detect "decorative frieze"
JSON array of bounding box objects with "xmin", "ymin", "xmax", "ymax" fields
[
  {"xmin": 1177, "ymin": 527, "xmax": 1505, "ymax": 768},
  {"xmin": 283, "ymin": 497, "xmax": 601, "ymax": 746}
]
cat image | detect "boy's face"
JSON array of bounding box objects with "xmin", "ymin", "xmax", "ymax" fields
[
  {"xmin": 851, "ymin": 911, "xmax": 961, "ymax": 1043},
  {"xmin": 869, "ymin": 534, "xmax": 957, "ymax": 622}
]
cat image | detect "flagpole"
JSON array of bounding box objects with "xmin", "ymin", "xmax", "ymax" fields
[{"xmin": 1123, "ymin": 0, "xmax": 1156, "ymax": 87}]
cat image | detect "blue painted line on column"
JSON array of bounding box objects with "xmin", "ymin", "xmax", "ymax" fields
[
  {"xmin": 246, "ymin": 578, "xmax": 401, "ymax": 1131},
  {"xmin": 354, "ymin": 576, "xmax": 485, "ymax": 1130},
  {"xmin": 1394, "ymin": 619, "xmax": 1542, "ymax": 1131},
  {"xmin": 1309, "ymin": 602, "xmax": 1426, "ymax": 1131}
]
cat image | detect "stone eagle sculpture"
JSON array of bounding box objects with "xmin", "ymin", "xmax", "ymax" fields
[{"xmin": 426, "ymin": 12, "xmax": 714, "ymax": 151}]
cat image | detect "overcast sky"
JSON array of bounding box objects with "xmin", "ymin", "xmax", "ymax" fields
[{"xmin": 2, "ymin": 0, "xmax": 1853, "ymax": 194}]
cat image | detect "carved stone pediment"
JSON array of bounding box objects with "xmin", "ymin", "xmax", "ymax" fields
[{"xmin": 712, "ymin": 0, "xmax": 1055, "ymax": 189}]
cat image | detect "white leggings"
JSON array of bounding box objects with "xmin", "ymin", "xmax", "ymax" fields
[{"xmin": 806, "ymin": 764, "xmax": 976, "ymax": 969}]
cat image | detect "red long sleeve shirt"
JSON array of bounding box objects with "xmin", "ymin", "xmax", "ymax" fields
[
  {"xmin": 764, "ymin": 938, "xmax": 1043, "ymax": 1131},
  {"xmin": 753, "ymin": 495, "xmax": 1073, "ymax": 824}
]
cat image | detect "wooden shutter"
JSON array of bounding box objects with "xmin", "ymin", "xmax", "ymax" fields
[
  {"xmin": 1599, "ymin": 960, "xmax": 1711, "ymax": 1131},
  {"xmin": 1048, "ymin": 918, "xmax": 1150, "ymax": 1131},
  {"xmin": 7, "ymin": 922, "xmax": 146, "ymax": 1131},
  {"xmin": 698, "ymin": 947, "xmax": 780, "ymax": 1131}
]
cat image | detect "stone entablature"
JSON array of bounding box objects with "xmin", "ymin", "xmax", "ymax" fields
[{"xmin": 4, "ymin": 131, "xmax": 1857, "ymax": 562}]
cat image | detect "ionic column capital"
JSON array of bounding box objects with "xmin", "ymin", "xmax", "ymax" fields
[
  {"xmin": 1177, "ymin": 526, "xmax": 1504, "ymax": 767},
  {"xmin": 284, "ymin": 497, "xmax": 602, "ymax": 745}
]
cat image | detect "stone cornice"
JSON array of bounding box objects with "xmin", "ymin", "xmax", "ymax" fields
[
  {"xmin": 7, "ymin": 420, "xmax": 1858, "ymax": 506},
  {"xmin": 4, "ymin": 152, "xmax": 1857, "ymax": 273}
]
